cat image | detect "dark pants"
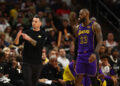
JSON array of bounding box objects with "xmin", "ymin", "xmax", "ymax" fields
[
  {"xmin": 11, "ymin": 80, "xmax": 24, "ymax": 86},
  {"xmin": 23, "ymin": 63, "xmax": 42, "ymax": 86}
]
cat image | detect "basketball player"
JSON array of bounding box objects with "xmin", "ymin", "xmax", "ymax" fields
[{"xmin": 72, "ymin": 9, "xmax": 103, "ymax": 86}]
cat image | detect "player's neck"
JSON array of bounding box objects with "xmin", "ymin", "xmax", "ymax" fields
[
  {"xmin": 33, "ymin": 28, "xmax": 40, "ymax": 31},
  {"xmin": 83, "ymin": 19, "xmax": 90, "ymax": 26}
]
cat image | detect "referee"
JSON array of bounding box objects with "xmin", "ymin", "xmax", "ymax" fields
[{"xmin": 14, "ymin": 15, "xmax": 47, "ymax": 86}]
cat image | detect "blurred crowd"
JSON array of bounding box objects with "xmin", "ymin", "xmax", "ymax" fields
[
  {"xmin": 102, "ymin": 0, "xmax": 120, "ymax": 18},
  {"xmin": 0, "ymin": 0, "xmax": 120, "ymax": 86}
]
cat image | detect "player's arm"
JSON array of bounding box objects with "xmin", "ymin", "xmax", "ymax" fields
[
  {"xmin": 93, "ymin": 22, "xmax": 103, "ymax": 53},
  {"xmin": 89, "ymin": 22, "xmax": 103, "ymax": 63}
]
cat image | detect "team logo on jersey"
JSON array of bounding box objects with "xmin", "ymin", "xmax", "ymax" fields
[
  {"xmin": 38, "ymin": 35, "xmax": 42, "ymax": 38},
  {"xmin": 78, "ymin": 30, "xmax": 90, "ymax": 35}
]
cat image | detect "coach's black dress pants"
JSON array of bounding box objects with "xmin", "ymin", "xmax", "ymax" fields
[{"xmin": 23, "ymin": 63, "xmax": 42, "ymax": 86}]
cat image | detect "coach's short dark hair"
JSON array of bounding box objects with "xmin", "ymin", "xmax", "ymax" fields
[{"xmin": 33, "ymin": 15, "xmax": 41, "ymax": 21}]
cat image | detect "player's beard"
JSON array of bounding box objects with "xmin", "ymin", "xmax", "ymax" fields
[{"xmin": 79, "ymin": 17, "xmax": 86, "ymax": 23}]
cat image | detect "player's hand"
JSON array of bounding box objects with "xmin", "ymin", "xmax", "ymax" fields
[
  {"xmin": 21, "ymin": 33, "xmax": 31, "ymax": 41},
  {"xmin": 88, "ymin": 53, "xmax": 96, "ymax": 63}
]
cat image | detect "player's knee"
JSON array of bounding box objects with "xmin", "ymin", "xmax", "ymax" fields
[{"xmin": 76, "ymin": 75, "xmax": 84, "ymax": 82}]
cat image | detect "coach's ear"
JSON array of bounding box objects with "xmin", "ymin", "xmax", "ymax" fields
[{"xmin": 40, "ymin": 21, "xmax": 42, "ymax": 26}]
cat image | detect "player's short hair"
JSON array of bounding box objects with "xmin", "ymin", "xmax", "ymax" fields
[{"xmin": 80, "ymin": 8, "xmax": 90, "ymax": 15}]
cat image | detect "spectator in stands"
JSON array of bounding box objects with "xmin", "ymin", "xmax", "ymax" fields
[
  {"xmin": 99, "ymin": 45, "xmax": 106, "ymax": 58},
  {"xmin": 44, "ymin": 19, "xmax": 57, "ymax": 49},
  {"xmin": 0, "ymin": 51, "xmax": 14, "ymax": 86},
  {"xmin": 100, "ymin": 55, "xmax": 116, "ymax": 86},
  {"xmin": 12, "ymin": 14, "xmax": 25, "ymax": 30},
  {"xmin": 8, "ymin": 58, "xmax": 24, "ymax": 86},
  {"xmin": 9, "ymin": 4, "xmax": 19, "ymax": 20},
  {"xmin": 99, "ymin": 55, "xmax": 113, "ymax": 86},
  {"xmin": 56, "ymin": 1, "xmax": 70, "ymax": 20},
  {"xmin": 63, "ymin": 37, "xmax": 72, "ymax": 54},
  {"xmin": 51, "ymin": 0, "xmax": 63, "ymax": 11},
  {"xmin": 57, "ymin": 48, "xmax": 70, "ymax": 69},
  {"xmin": 48, "ymin": 49, "xmax": 57, "ymax": 57},
  {"xmin": 43, "ymin": 18, "xmax": 56, "ymax": 32},
  {"xmin": 38, "ymin": 10, "xmax": 46, "ymax": 28},
  {"xmin": 17, "ymin": 45, "xmax": 24, "ymax": 61},
  {"xmin": 2, "ymin": 47, "xmax": 10, "ymax": 62},
  {"xmin": 38, "ymin": 55, "xmax": 64, "ymax": 86},
  {"xmin": 98, "ymin": 60, "xmax": 107, "ymax": 86},
  {"xmin": 66, "ymin": 42, "xmax": 74, "ymax": 61},
  {"xmin": 42, "ymin": 51, "xmax": 49, "ymax": 65},
  {"xmin": 0, "ymin": 15, "xmax": 10, "ymax": 32},
  {"xmin": 103, "ymin": 33, "xmax": 118, "ymax": 48},
  {"xmin": 0, "ymin": 32, "xmax": 10, "ymax": 47},
  {"xmin": 105, "ymin": 47, "xmax": 112, "ymax": 56},
  {"xmin": 108, "ymin": 47, "xmax": 120, "ymax": 86},
  {"xmin": 69, "ymin": 11, "xmax": 78, "ymax": 27},
  {"xmin": 62, "ymin": 19, "xmax": 73, "ymax": 35},
  {"xmin": 0, "ymin": 38, "xmax": 5, "ymax": 49},
  {"xmin": 4, "ymin": 26, "xmax": 13, "ymax": 44},
  {"xmin": 62, "ymin": 0, "xmax": 71, "ymax": 7},
  {"xmin": 47, "ymin": 30, "xmax": 57, "ymax": 48}
]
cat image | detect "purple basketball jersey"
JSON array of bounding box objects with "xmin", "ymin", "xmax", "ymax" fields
[{"xmin": 77, "ymin": 21, "xmax": 95, "ymax": 63}]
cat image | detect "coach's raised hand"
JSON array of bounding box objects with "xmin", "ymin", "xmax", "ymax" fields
[
  {"xmin": 21, "ymin": 33, "xmax": 31, "ymax": 41},
  {"xmin": 14, "ymin": 30, "xmax": 22, "ymax": 45}
]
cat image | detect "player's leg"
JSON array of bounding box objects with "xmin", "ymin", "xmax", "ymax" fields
[
  {"xmin": 87, "ymin": 61, "xmax": 100, "ymax": 86},
  {"xmin": 83, "ymin": 75, "xmax": 91, "ymax": 86},
  {"xmin": 75, "ymin": 75, "xmax": 84, "ymax": 86},
  {"xmin": 75, "ymin": 61, "xmax": 86, "ymax": 86}
]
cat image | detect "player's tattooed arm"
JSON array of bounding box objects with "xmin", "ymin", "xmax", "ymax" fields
[{"xmin": 93, "ymin": 22, "xmax": 103, "ymax": 53}]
